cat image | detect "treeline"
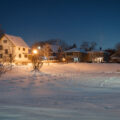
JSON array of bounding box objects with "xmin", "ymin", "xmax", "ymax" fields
[{"xmin": 32, "ymin": 38, "xmax": 119, "ymax": 52}]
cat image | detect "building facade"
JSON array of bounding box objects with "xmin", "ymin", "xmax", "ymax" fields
[
  {"xmin": 64, "ymin": 48, "xmax": 85, "ymax": 62},
  {"xmin": 86, "ymin": 50, "xmax": 109, "ymax": 63},
  {"xmin": 0, "ymin": 34, "xmax": 30, "ymax": 63}
]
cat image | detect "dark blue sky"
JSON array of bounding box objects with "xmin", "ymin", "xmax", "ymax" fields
[{"xmin": 0, "ymin": 0, "xmax": 120, "ymax": 49}]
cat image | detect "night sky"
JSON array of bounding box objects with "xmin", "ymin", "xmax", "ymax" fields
[{"xmin": 0, "ymin": 0, "xmax": 120, "ymax": 49}]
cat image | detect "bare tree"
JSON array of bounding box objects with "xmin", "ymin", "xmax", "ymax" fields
[
  {"xmin": 32, "ymin": 39, "xmax": 69, "ymax": 51},
  {"xmin": 0, "ymin": 26, "xmax": 9, "ymax": 76},
  {"xmin": 80, "ymin": 41, "xmax": 97, "ymax": 51},
  {"xmin": 0, "ymin": 25, "xmax": 4, "ymax": 38},
  {"xmin": 80, "ymin": 41, "xmax": 89, "ymax": 51},
  {"xmin": 43, "ymin": 43, "xmax": 51, "ymax": 64},
  {"xmin": 115, "ymin": 42, "xmax": 120, "ymax": 51},
  {"xmin": 32, "ymin": 49, "xmax": 43, "ymax": 72},
  {"xmin": 46, "ymin": 39, "xmax": 68, "ymax": 50},
  {"xmin": 31, "ymin": 43, "xmax": 52, "ymax": 71},
  {"xmin": 89, "ymin": 42, "xmax": 97, "ymax": 51}
]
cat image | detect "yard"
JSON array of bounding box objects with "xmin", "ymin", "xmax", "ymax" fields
[{"xmin": 0, "ymin": 63, "xmax": 120, "ymax": 120}]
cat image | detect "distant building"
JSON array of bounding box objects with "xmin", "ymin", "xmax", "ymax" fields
[
  {"xmin": 49, "ymin": 44, "xmax": 61, "ymax": 60},
  {"xmin": 64, "ymin": 48, "xmax": 85, "ymax": 62},
  {"xmin": 37, "ymin": 44, "xmax": 61, "ymax": 62},
  {"xmin": 111, "ymin": 51, "xmax": 120, "ymax": 63},
  {"xmin": 0, "ymin": 34, "xmax": 30, "ymax": 63},
  {"xmin": 86, "ymin": 50, "xmax": 109, "ymax": 63}
]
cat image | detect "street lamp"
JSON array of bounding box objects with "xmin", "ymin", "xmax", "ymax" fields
[
  {"xmin": 32, "ymin": 48, "xmax": 43, "ymax": 72},
  {"xmin": 38, "ymin": 46, "xmax": 41, "ymax": 50},
  {"xmin": 62, "ymin": 57, "xmax": 66, "ymax": 62},
  {"xmin": 33, "ymin": 49, "xmax": 38, "ymax": 54}
]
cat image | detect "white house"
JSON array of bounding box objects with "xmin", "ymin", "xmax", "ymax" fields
[{"xmin": 0, "ymin": 34, "xmax": 30, "ymax": 63}]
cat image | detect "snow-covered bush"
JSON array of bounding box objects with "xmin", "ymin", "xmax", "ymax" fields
[{"xmin": 0, "ymin": 63, "xmax": 13, "ymax": 77}]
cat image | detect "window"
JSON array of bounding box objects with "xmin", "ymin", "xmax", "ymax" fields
[
  {"xmin": 53, "ymin": 53, "xmax": 56, "ymax": 56},
  {"xmin": 67, "ymin": 52, "xmax": 73, "ymax": 56},
  {"xmin": 3, "ymin": 40, "xmax": 7, "ymax": 43},
  {"xmin": 0, "ymin": 45, "xmax": 3, "ymax": 50},
  {"xmin": 0, "ymin": 54, "xmax": 2, "ymax": 58},
  {"xmin": 19, "ymin": 54, "xmax": 21, "ymax": 58},
  {"xmin": 9, "ymin": 54, "xmax": 12, "ymax": 58},
  {"xmin": 18, "ymin": 48, "xmax": 20, "ymax": 50},
  {"xmin": 23, "ymin": 48, "xmax": 25, "ymax": 51},
  {"xmin": 24, "ymin": 54, "xmax": 27, "ymax": 58},
  {"xmin": 5, "ymin": 49, "xmax": 8, "ymax": 54}
]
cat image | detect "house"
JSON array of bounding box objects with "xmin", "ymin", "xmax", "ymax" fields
[
  {"xmin": 111, "ymin": 51, "xmax": 120, "ymax": 63},
  {"xmin": 0, "ymin": 34, "xmax": 30, "ymax": 64},
  {"xmin": 86, "ymin": 50, "xmax": 109, "ymax": 63},
  {"xmin": 64, "ymin": 48, "xmax": 85, "ymax": 62}
]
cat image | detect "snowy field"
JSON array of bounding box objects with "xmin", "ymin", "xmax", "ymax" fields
[{"xmin": 0, "ymin": 63, "xmax": 120, "ymax": 120}]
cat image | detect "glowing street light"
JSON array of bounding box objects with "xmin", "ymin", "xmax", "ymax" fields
[
  {"xmin": 62, "ymin": 57, "xmax": 66, "ymax": 62},
  {"xmin": 38, "ymin": 46, "xmax": 41, "ymax": 50},
  {"xmin": 33, "ymin": 49, "xmax": 38, "ymax": 54}
]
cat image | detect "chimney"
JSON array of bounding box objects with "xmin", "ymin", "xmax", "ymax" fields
[{"xmin": 100, "ymin": 47, "xmax": 102, "ymax": 51}]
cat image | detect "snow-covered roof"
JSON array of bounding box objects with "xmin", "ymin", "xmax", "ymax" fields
[
  {"xmin": 65, "ymin": 48, "xmax": 85, "ymax": 53},
  {"xmin": 4, "ymin": 34, "xmax": 29, "ymax": 48}
]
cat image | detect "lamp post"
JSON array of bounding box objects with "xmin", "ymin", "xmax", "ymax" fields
[
  {"xmin": 33, "ymin": 49, "xmax": 38, "ymax": 54},
  {"xmin": 38, "ymin": 46, "xmax": 41, "ymax": 50}
]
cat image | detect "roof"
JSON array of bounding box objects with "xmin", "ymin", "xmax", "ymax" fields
[
  {"xmin": 111, "ymin": 51, "xmax": 120, "ymax": 58},
  {"xmin": 4, "ymin": 34, "xmax": 29, "ymax": 48},
  {"xmin": 87, "ymin": 50, "xmax": 108, "ymax": 54},
  {"xmin": 87, "ymin": 50, "xmax": 104, "ymax": 53},
  {"xmin": 65, "ymin": 48, "xmax": 85, "ymax": 53},
  {"xmin": 111, "ymin": 57, "xmax": 120, "ymax": 60}
]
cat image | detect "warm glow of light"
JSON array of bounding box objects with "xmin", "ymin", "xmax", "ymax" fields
[
  {"xmin": 33, "ymin": 49, "xmax": 38, "ymax": 54},
  {"xmin": 62, "ymin": 58, "xmax": 66, "ymax": 62},
  {"xmin": 38, "ymin": 46, "xmax": 41, "ymax": 49}
]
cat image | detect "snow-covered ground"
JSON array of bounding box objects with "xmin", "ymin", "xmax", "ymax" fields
[{"xmin": 0, "ymin": 63, "xmax": 120, "ymax": 120}]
